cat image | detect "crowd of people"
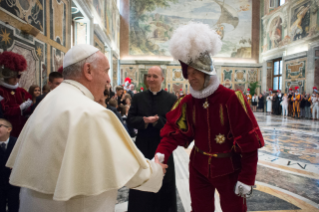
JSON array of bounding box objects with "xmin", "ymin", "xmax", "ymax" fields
[{"xmin": 245, "ymin": 86, "xmax": 319, "ymax": 120}]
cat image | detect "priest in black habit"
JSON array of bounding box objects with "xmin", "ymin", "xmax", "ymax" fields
[{"xmin": 127, "ymin": 66, "xmax": 177, "ymax": 212}]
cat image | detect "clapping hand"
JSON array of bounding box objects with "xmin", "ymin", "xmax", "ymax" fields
[{"xmin": 143, "ymin": 115, "xmax": 159, "ymax": 124}]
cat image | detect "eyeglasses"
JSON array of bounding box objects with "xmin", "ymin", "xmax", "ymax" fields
[{"xmin": 0, "ymin": 124, "xmax": 9, "ymax": 128}]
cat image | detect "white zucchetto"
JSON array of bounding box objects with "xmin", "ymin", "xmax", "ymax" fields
[{"xmin": 63, "ymin": 44, "xmax": 99, "ymax": 68}]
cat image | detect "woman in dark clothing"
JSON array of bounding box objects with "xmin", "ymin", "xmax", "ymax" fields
[{"xmin": 258, "ymin": 94, "xmax": 264, "ymax": 112}]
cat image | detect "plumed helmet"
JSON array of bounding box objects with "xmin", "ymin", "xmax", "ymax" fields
[
  {"xmin": 295, "ymin": 86, "xmax": 299, "ymax": 91},
  {"xmin": 169, "ymin": 22, "xmax": 222, "ymax": 79},
  {"xmin": 0, "ymin": 51, "xmax": 27, "ymax": 79},
  {"xmin": 313, "ymin": 86, "xmax": 317, "ymax": 93}
]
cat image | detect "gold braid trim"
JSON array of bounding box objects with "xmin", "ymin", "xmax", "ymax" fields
[
  {"xmin": 235, "ymin": 90, "xmax": 248, "ymax": 115},
  {"xmin": 219, "ymin": 104, "xmax": 224, "ymax": 126},
  {"xmin": 176, "ymin": 103, "xmax": 188, "ymax": 132},
  {"xmin": 172, "ymin": 96, "xmax": 184, "ymax": 110}
]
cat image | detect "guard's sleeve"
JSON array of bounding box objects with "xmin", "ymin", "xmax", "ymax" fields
[
  {"xmin": 227, "ymin": 90, "xmax": 264, "ymax": 185},
  {"xmin": 127, "ymin": 94, "xmax": 147, "ymax": 129},
  {"xmin": 155, "ymin": 96, "xmax": 194, "ymax": 164}
]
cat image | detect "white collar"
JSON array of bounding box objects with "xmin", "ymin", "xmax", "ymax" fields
[
  {"xmin": 190, "ymin": 75, "xmax": 220, "ymax": 99},
  {"xmin": 149, "ymin": 89, "xmax": 162, "ymax": 95},
  {"xmin": 0, "ymin": 137, "xmax": 10, "ymax": 146},
  {"xmin": 0, "ymin": 81, "xmax": 19, "ymax": 90},
  {"xmin": 63, "ymin": 80, "xmax": 94, "ymax": 100}
]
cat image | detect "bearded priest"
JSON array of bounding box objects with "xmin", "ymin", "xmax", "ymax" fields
[
  {"xmin": 155, "ymin": 22, "xmax": 265, "ymax": 212},
  {"xmin": 6, "ymin": 44, "xmax": 167, "ymax": 212}
]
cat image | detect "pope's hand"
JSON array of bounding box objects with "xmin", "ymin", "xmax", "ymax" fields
[{"xmin": 154, "ymin": 154, "xmax": 168, "ymax": 175}]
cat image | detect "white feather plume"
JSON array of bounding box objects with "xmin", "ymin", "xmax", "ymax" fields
[{"xmin": 169, "ymin": 22, "xmax": 222, "ymax": 63}]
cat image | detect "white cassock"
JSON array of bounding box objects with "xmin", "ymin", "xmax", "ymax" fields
[
  {"xmin": 266, "ymin": 95, "xmax": 273, "ymax": 112},
  {"xmin": 6, "ymin": 80, "xmax": 163, "ymax": 212}
]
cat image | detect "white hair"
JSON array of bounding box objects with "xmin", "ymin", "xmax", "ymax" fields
[
  {"xmin": 169, "ymin": 22, "xmax": 222, "ymax": 63},
  {"xmin": 63, "ymin": 52, "xmax": 100, "ymax": 79}
]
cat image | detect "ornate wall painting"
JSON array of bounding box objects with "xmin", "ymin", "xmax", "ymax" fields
[
  {"xmin": 247, "ymin": 69, "xmax": 258, "ymax": 82},
  {"xmin": 106, "ymin": 0, "xmax": 113, "ymax": 36},
  {"xmin": 94, "ymin": 33, "xmax": 105, "ymax": 53},
  {"xmin": 51, "ymin": 47, "xmax": 64, "ymax": 73},
  {"xmin": 50, "ymin": 0, "xmax": 67, "ymax": 46},
  {"xmin": 223, "ymin": 69, "xmax": 232, "ymax": 81},
  {"xmin": 234, "ymin": 69, "xmax": 246, "ymax": 83},
  {"xmin": 223, "ymin": 80, "xmax": 232, "ymax": 89},
  {"xmin": 173, "ymin": 83, "xmax": 183, "ymax": 94},
  {"xmin": 285, "ymin": 80, "xmax": 305, "ymax": 93},
  {"xmin": 93, "ymin": 0, "xmax": 103, "ymax": 19},
  {"xmin": 285, "ymin": 58, "xmax": 306, "ymax": 80},
  {"xmin": 129, "ymin": 0, "xmax": 252, "ymax": 58},
  {"xmin": 112, "ymin": 56, "xmax": 119, "ymax": 83},
  {"xmin": 0, "ymin": 0, "xmax": 45, "ymax": 34},
  {"xmin": 268, "ymin": 16, "xmax": 282, "ymax": 49},
  {"xmin": 172, "ymin": 69, "xmax": 183, "ymax": 81},
  {"xmin": 121, "ymin": 65, "xmax": 138, "ymax": 86},
  {"xmin": 290, "ymin": 1, "xmax": 311, "ymax": 41}
]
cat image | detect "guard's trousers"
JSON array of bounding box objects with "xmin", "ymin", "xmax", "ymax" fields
[{"xmin": 189, "ymin": 164, "xmax": 247, "ymax": 212}]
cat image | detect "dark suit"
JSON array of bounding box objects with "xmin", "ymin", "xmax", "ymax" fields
[
  {"xmin": 0, "ymin": 137, "xmax": 20, "ymax": 212},
  {"xmin": 31, "ymin": 93, "xmax": 47, "ymax": 111}
]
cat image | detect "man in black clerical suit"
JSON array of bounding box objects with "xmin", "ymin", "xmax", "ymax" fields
[
  {"xmin": 0, "ymin": 119, "xmax": 20, "ymax": 212},
  {"xmin": 127, "ymin": 66, "xmax": 177, "ymax": 212}
]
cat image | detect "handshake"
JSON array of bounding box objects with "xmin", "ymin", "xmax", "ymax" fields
[{"xmin": 153, "ymin": 153, "xmax": 167, "ymax": 175}]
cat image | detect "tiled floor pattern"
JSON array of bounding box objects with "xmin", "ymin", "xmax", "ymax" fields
[{"xmin": 115, "ymin": 113, "xmax": 319, "ymax": 211}]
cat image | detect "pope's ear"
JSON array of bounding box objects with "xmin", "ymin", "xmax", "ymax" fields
[{"xmin": 83, "ymin": 63, "xmax": 94, "ymax": 81}]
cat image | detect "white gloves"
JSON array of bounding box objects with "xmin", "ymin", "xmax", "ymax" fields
[
  {"xmin": 234, "ymin": 181, "xmax": 252, "ymax": 196},
  {"xmin": 20, "ymin": 99, "xmax": 32, "ymax": 111},
  {"xmin": 152, "ymin": 153, "xmax": 165, "ymax": 163},
  {"xmin": 0, "ymin": 95, "xmax": 3, "ymax": 101}
]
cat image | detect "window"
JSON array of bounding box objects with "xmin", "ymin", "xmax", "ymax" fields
[
  {"xmin": 270, "ymin": 0, "xmax": 285, "ymax": 8},
  {"xmin": 273, "ymin": 59, "xmax": 282, "ymax": 91}
]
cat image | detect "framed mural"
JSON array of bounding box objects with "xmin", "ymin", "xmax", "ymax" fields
[
  {"xmin": 129, "ymin": 0, "xmax": 253, "ymax": 58},
  {"xmin": 290, "ymin": 1, "xmax": 311, "ymax": 41}
]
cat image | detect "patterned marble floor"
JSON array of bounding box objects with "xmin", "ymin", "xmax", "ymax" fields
[{"xmin": 115, "ymin": 113, "xmax": 319, "ymax": 212}]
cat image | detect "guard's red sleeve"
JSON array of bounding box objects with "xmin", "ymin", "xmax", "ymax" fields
[
  {"xmin": 227, "ymin": 90, "xmax": 264, "ymax": 185},
  {"xmin": 0, "ymin": 88, "xmax": 33, "ymax": 117},
  {"xmin": 156, "ymin": 96, "xmax": 194, "ymax": 164}
]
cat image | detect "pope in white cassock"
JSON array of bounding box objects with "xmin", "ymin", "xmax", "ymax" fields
[{"xmin": 6, "ymin": 44, "xmax": 167, "ymax": 212}]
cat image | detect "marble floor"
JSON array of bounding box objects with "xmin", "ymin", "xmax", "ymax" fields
[{"xmin": 115, "ymin": 113, "xmax": 319, "ymax": 212}]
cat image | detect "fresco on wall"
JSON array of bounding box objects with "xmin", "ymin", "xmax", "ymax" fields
[
  {"xmin": 268, "ymin": 16, "xmax": 282, "ymax": 49},
  {"xmin": 50, "ymin": 0, "xmax": 67, "ymax": 46},
  {"xmin": 0, "ymin": 0, "xmax": 45, "ymax": 33},
  {"xmin": 93, "ymin": 0, "xmax": 103, "ymax": 18},
  {"xmin": 129, "ymin": 0, "xmax": 252, "ymax": 58},
  {"xmin": 290, "ymin": 1, "xmax": 311, "ymax": 41}
]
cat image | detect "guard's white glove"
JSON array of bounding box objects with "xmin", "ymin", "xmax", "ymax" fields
[
  {"xmin": 0, "ymin": 95, "xmax": 3, "ymax": 101},
  {"xmin": 234, "ymin": 181, "xmax": 252, "ymax": 196},
  {"xmin": 151, "ymin": 153, "xmax": 165, "ymax": 163},
  {"xmin": 20, "ymin": 99, "xmax": 32, "ymax": 111}
]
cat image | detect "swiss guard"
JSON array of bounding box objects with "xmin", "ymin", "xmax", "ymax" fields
[
  {"xmin": 0, "ymin": 51, "xmax": 32, "ymax": 137},
  {"xmin": 155, "ymin": 22, "xmax": 264, "ymax": 212},
  {"xmin": 291, "ymin": 86, "xmax": 301, "ymax": 118}
]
